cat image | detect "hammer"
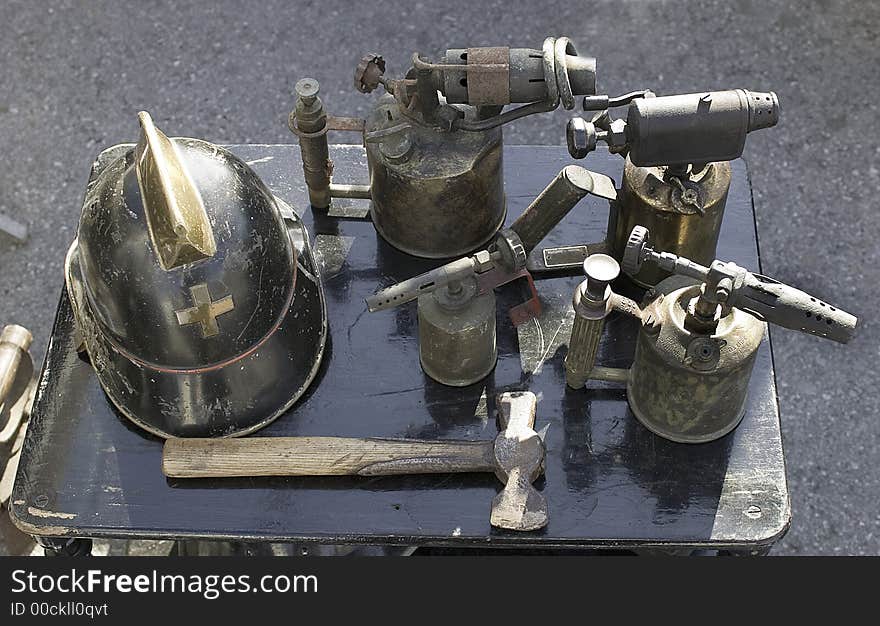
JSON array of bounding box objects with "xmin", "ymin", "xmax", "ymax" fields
[{"xmin": 162, "ymin": 391, "xmax": 548, "ymax": 531}]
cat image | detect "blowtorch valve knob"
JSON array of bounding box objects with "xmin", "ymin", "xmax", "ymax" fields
[
  {"xmin": 492, "ymin": 229, "xmax": 527, "ymax": 271},
  {"xmin": 566, "ymin": 117, "xmax": 598, "ymax": 159},
  {"xmin": 355, "ymin": 54, "xmax": 386, "ymax": 93},
  {"xmin": 621, "ymin": 225, "xmax": 650, "ymax": 276}
]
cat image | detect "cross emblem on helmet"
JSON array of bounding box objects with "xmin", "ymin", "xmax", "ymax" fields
[{"xmin": 174, "ymin": 283, "xmax": 235, "ymax": 338}]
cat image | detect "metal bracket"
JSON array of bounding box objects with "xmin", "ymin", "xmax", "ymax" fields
[
  {"xmin": 474, "ymin": 265, "xmax": 542, "ymax": 326},
  {"xmin": 288, "ymin": 114, "xmax": 366, "ymax": 139},
  {"xmin": 526, "ymin": 240, "xmax": 610, "ymax": 274}
]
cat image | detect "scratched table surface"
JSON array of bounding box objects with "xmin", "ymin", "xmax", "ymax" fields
[{"xmin": 10, "ymin": 145, "xmax": 789, "ymax": 552}]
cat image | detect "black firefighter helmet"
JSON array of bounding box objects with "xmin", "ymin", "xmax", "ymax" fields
[{"xmin": 65, "ymin": 112, "xmax": 327, "ymax": 438}]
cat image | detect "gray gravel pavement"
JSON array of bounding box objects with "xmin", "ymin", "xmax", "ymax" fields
[{"xmin": 0, "ymin": 0, "xmax": 877, "ymax": 555}]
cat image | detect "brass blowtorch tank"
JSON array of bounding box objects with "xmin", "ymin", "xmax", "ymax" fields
[
  {"xmin": 360, "ymin": 37, "xmax": 597, "ymax": 259},
  {"xmin": 621, "ymin": 226, "xmax": 857, "ymax": 444},
  {"xmin": 612, "ymin": 159, "xmax": 731, "ymax": 287},
  {"xmin": 418, "ymin": 282, "xmax": 497, "ymax": 387},
  {"xmin": 365, "ymin": 95, "xmax": 505, "ymax": 259},
  {"xmin": 627, "ymin": 283, "xmax": 765, "ymax": 443}
]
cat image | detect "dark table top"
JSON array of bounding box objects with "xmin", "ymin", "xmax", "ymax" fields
[{"xmin": 10, "ymin": 145, "xmax": 789, "ymax": 550}]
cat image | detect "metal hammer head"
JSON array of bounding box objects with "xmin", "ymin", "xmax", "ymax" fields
[{"xmin": 490, "ymin": 391, "xmax": 548, "ymax": 531}]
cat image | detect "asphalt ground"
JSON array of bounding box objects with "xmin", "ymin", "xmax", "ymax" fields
[{"xmin": 0, "ymin": 0, "xmax": 877, "ymax": 555}]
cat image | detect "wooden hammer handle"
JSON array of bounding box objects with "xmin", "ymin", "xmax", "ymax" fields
[{"xmin": 163, "ymin": 436, "xmax": 496, "ymax": 478}]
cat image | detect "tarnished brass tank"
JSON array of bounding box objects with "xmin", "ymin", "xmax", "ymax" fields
[
  {"xmin": 612, "ymin": 159, "xmax": 731, "ymax": 287},
  {"xmin": 621, "ymin": 225, "xmax": 858, "ymax": 444},
  {"xmin": 365, "ymin": 95, "xmax": 505, "ymax": 259},
  {"xmin": 627, "ymin": 282, "xmax": 765, "ymax": 443},
  {"xmin": 418, "ymin": 283, "xmax": 497, "ymax": 387}
]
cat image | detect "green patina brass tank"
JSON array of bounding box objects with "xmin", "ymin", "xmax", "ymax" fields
[{"xmin": 627, "ymin": 283, "xmax": 765, "ymax": 443}]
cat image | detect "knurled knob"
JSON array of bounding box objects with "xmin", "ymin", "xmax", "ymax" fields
[
  {"xmin": 622, "ymin": 225, "xmax": 650, "ymax": 276},
  {"xmin": 354, "ymin": 54, "xmax": 386, "ymax": 93}
]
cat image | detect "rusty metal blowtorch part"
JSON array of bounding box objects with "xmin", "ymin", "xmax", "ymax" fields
[{"xmin": 290, "ymin": 78, "xmax": 332, "ymax": 209}]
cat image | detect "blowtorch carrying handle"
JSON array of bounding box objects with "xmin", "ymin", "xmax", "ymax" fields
[
  {"xmin": 509, "ymin": 165, "xmax": 617, "ymax": 254},
  {"xmin": 729, "ymin": 273, "xmax": 857, "ymax": 344}
]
